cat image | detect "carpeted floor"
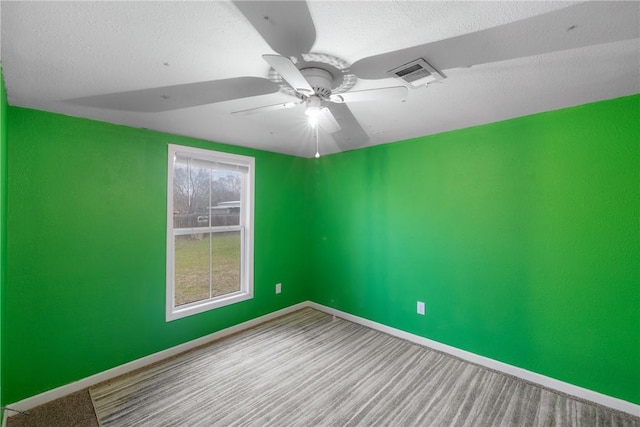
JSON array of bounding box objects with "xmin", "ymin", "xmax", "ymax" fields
[
  {"xmin": 6, "ymin": 390, "xmax": 99, "ymax": 427},
  {"xmin": 91, "ymin": 308, "xmax": 639, "ymax": 427},
  {"xmin": 8, "ymin": 308, "xmax": 640, "ymax": 426}
]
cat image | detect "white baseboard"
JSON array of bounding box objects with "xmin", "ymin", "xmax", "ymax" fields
[
  {"xmin": 308, "ymin": 302, "xmax": 640, "ymax": 418},
  {"xmin": 5, "ymin": 302, "xmax": 309, "ymax": 417},
  {"xmin": 6, "ymin": 300, "xmax": 639, "ymax": 419}
]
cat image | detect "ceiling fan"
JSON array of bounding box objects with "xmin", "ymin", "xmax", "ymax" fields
[{"xmin": 69, "ymin": 1, "xmax": 639, "ymax": 152}]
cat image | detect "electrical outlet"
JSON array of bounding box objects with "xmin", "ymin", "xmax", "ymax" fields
[
  {"xmin": 275, "ymin": 283, "xmax": 282, "ymax": 294},
  {"xmin": 417, "ymin": 301, "xmax": 425, "ymax": 315}
]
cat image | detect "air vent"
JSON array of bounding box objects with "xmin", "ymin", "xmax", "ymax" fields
[{"xmin": 387, "ymin": 58, "xmax": 446, "ymax": 88}]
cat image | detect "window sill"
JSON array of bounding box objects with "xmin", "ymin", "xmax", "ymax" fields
[{"xmin": 166, "ymin": 291, "xmax": 253, "ymax": 322}]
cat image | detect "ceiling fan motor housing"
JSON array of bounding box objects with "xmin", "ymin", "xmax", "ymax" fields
[{"xmin": 301, "ymin": 68, "xmax": 334, "ymax": 99}]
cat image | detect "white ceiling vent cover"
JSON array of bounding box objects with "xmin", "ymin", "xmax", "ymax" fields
[{"xmin": 387, "ymin": 58, "xmax": 446, "ymax": 88}]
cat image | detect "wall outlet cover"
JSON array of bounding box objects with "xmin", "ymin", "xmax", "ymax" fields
[{"xmin": 417, "ymin": 301, "xmax": 425, "ymax": 315}]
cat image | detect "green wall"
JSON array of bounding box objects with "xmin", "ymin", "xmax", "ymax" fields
[
  {"xmin": 3, "ymin": 94, "xmax": 639, "ymax": 407},
  {"xmin": 4, "ymin": 108, "xmax": 312, "ymax": 404},
  {"xmin": 0, "ymin": 66, "xmax": 7, "ymax": 419},
  {"xmin": 311, "ymin": 95, "xmax": 640, "ymax": 404}
]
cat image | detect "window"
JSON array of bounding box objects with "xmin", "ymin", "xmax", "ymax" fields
[{"xmin": 166, "ymin": 144, "xmax": 254, "ymax": 321}]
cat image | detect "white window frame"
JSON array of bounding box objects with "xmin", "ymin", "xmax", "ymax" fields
[{"xmin": 166, "ymin": 144, "xmax": 254, "ymax": 321}]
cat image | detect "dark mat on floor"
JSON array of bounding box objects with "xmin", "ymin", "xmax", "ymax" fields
[{"xmin": 7, "ymin": 390, "xmax": 98, "ymax": 427}]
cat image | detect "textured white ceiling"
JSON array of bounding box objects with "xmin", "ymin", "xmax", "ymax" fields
[{"xmin": 1, "ymin": 1, "xmax": 639, "ymax": 157}]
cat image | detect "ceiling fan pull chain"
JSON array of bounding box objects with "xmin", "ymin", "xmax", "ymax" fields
[{"xmin": 315, "ymin": 123, "xmax": 320, "ymax": 159}]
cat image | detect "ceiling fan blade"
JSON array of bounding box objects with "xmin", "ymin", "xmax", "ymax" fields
[
  {"xmin": 263, "ymin": 54, "xmax": 314, "ymax": 95},
  {"xmin": 352, "ymin": 1, "xmax": 640, "ymax": 80},
  {"xmin": 325, "ymin": 103, "xmax": 369, "ymax": 152},
  {"xmin": 233, "ymin": 1, "xmax": 316, "ymax": 57},
  {"xmin": 68, "ymin": 77, "xmax": 280, "ymax": 112},
  {"xmin": 330, "ymin": 86, "xmax": 408, "ymax": 104},
  {"xmin": 316, "ymin": 108, "xmax": 341, "ymax": 134},
  {"xmin": 231, "ymin": 100, "xmax": 301, "ymax": 116}
]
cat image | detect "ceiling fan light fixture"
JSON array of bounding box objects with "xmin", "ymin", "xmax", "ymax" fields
[
  {"xmin": 305, "ymin": 95, "xmax": 322, "ymax": 117},
  {"xmin": 305, "ymin": 106, "xmax": 321, "ymax": 116}
]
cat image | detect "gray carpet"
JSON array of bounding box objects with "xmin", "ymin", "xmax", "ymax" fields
[
  {"xmin": 90, "ymin": 308, "xmax": 639, "ymax": 426},
  {"xmin": 7, "ymin": 390, "xmax": 99, "ymax": 427}
]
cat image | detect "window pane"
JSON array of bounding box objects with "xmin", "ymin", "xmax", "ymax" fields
[
  {"xmin": 173, "ymin": 157, "xmax": 211, "ymax": 229},
  {"xmin": 210, "ymin": 172, "xmax": 241, "ymax": 226},
  {"xmin": 212, "ymin": 231, "xmax": 241, "ymax": 298},
  {"xmin": 174, "ymin": 234, "xmax": 211, "ymax": 306}
]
